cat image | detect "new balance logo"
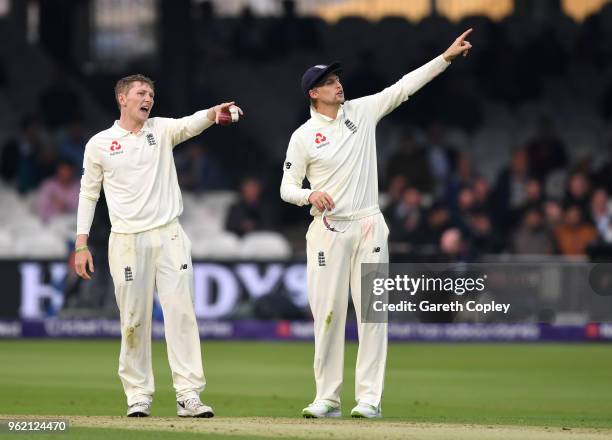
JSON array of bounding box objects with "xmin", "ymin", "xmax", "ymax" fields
[
  {"xmin": 179, "ymin": 264, "xmax": 188, "ymax": 270},
  {"xmin": 344, "ymin": 119, "xmax": 358, "ymax": 134},
  {"xmin": 124, "ymin": 266, "xmax": 133, "ymax": 281},
  {"xmin": 146, "ymin": 133, "xmax": 156, "ymax": 146},
  {"xmin": 318, "ymin": 251, "xmax": 326, "ymax": 267},
  {"xmin": 285, "ymin": 161, "xmax": 292, "ymax": 170},
  {"xmin": 373, "ymin": 247, "xmax": 381, "ymax": 253}
]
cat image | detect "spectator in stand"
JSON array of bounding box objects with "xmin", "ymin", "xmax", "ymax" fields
[
  {"xmin": 37, "ymin": 159, "xmax": 80, "ymax": 223},
  {"xmin": 543, "ymin": 199, "xmax": 563, "ymax": 230},
  {"xmin": 451, "ymin": 185, "xmax": 476, "ymax": 233},
  {"xmin": 439, "ymin": 227, "xmax": 467, "ymax": 262},
  {"xmin": 446, "ymin": 153, "xmax": 476, "ymax": 211},
  {"xmin": 594, "ymin": 141, "xmax": 612, "ymax": 193},
  {"xmin": 175, "ymin": 142, "xmax": 228, "ymax": 192},
  {"xmin": 472, "ymin": 176, "xmax": 492, "ymax": 214},
  {"xmin": 553, "ymin": 204, "xmax": 598, "ymax": 255},
  {"xmin": 226, "ymin": 177, "xmax": 275, "ymax": 236},
  {"xmin": 58, "ymin": 120, "xmax": 88, "ymax": 168},
  {"xmin": 419, "ymin": 227, "xmax": 466, "ymax": 324},
  {"xmin": 591, "ymin": 188, "xmax": 612, "ymax": 242},
  {"xmin": 563, "ymin": 171, "xmax": 592, "ymax": 221},
  {"xmin": 513, "ymin": 208, "xmax": 554, "ymax": 254},
  {"xmin": 465, "ymin": 209, "xmax": 502, "ymax": 255},
  {"xmin": 425, "ymin": 122, "xmax": 457, "ymax": 197},
  {"xmin": 0, "ymin": 115, "xmax": 56, "ymax": 193},
  {"xmin": 384, "ymin": 175, "xmax": 407, "ymax": 211},
  {"xmin": 511, "ymin": 178, "xmax": 545, "ymax": 228},
  {"xmin": 385, "ymin": 132, "xmax": 433, "ymax": 193},
  {"xmin": 420, "ymin": 202, "xmax": 453, "ymax": 246},
  {"xmin": 491, "ymin": 148, "xmax": 530, "ymax": 233},
  {"xmin": 525, "ymin": 116, "xmax": 568, "ymax": 181},
  {"xmin": 385, "ymin": 187, "xmax": 425, "ymax": 243}
]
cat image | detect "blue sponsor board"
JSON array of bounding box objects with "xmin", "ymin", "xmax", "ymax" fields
[{"xmin": 1, "ymin": 320, "xmax": 611, "ymax": 342}]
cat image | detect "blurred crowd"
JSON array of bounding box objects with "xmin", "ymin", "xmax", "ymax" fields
[
  {"xmin": 1, "ymin": 1, "xmax": 612, "ymax": 260},
  {"xmin": 381, "ymin": 121, "xmax": 612, "ymax": 259}
]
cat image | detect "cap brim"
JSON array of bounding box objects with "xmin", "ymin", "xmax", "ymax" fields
[{"xmin": 306, "ymin": 61, "xmax": 343, "ymax": 94}]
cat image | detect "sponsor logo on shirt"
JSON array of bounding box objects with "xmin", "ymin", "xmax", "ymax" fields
[
  {"xmin": 285, "ymin": 161, "xmax": 292, "ymax": 170},
  {"xmin": 314, "ymin": 132, "xmax": 330, "ymax": 149},
  {"xmin": 110, "ymin": 140, "xmax": 124, "ymax": 156}
]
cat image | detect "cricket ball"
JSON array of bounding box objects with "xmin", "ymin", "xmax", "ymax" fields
[{"xmin": 218, "ymin": 105, "xmax": 240, "ymax": 126}]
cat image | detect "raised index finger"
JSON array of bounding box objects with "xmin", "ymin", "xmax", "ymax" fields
[{"xmin": 458, "ymin": 28, "xmax": 473, "ymax": 41}]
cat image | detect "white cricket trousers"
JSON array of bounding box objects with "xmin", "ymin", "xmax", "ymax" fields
[
  {"xmin": 306, "ymin": 211, "xmax": 389, "ymax": 407},
  {"xmin": 108, "ymin": 219, "xmax": 205, "ymax": 406}
]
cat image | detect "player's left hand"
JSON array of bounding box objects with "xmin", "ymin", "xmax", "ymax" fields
[
  {"xmin": 442, "ymin": 28, "xmax": 473, "ymax": 62},
  {"xmin": 208, "ymin": 101, "xmax": 244, "ymax": 124}
]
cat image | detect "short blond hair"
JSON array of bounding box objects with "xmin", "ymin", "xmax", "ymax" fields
[{"xmin": 114, "ymin": 74, "xmax": 155, "ymax": 110}]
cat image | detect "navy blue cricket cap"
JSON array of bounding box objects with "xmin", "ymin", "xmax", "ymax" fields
[{"xmin": 301, "ymin": 61, "xmax": 343, "ymax": 97}]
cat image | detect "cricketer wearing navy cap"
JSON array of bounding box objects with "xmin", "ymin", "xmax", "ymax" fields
[
  {"xmin": 281, "ymin": 29, "xmax": 474, "ymax": 420},
  {"xmin": 301, "ymin": 62, "xmax": 343, "ymax": 97}
]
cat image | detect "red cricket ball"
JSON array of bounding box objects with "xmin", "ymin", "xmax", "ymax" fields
[{"xmin": 217, "ymin": 110, "xmax": 232, "ymax": 126}]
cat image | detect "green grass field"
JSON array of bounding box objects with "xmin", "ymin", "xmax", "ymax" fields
[{"xmin": 1, "ymin": 340, "xmax": 611, "ymax": 439}]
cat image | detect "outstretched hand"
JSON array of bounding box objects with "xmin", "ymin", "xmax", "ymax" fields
[
  {"xmin": 207, "ymin": 101, "xmax": 244, "ymax": 124},
  {"xmin": 443, "ymin": 28, "xmax": 473, "ymax": 62}
]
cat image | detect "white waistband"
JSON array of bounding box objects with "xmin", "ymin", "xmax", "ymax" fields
[{"xmin": 315, "ymin": 205, "xmax": 380, "ymax": 221}]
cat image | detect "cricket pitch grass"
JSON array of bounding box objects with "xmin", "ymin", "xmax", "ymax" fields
[{"xmin": 1, "ymin": 340, "xmax": 611, "ymax": 439}]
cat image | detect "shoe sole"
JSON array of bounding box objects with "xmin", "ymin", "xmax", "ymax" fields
[
  {"xmin": 302, "ymin": 411, "xmax": 341, "ymax": 419},
  {"xmin": 127, "ymin": 412, "xmax": 149, "ymax": 417},
  {"xmin": 351, "ymin": 412, "xmax": 381, "ymax": 419},
  {"xmin": 178, "ymin": 412, "xmax": 214, "ymax": 418}
]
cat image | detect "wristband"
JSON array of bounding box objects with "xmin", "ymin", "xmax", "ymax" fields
[{"xmin": 75, "ymin": 246, "xmax": 89, "ymax": 253}]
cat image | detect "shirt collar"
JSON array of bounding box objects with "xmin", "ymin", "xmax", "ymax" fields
[
  {"xmin": 110, "ymin": 120, "xmax": 152, "ymax": 137},
  {"xmin": 310, "ymin": 104, "xmax": 344, "ymax": 123}
]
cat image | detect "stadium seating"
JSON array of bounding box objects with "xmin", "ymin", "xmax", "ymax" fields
[{"xmin": 240, "ymin": 231, "xmax": 292, "ymax": 260}]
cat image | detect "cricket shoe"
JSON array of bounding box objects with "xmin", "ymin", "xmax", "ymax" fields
[
  {"xmin": 302, "ymin": 401, "xmax": 341, "ymax": 418},
  {"xmin": 177, "ymin": 397, "xmax": 215, "ymax": 418},
  {"xmin": 127, "ymin": 401, "xmax": 151, "ymax": 417},
  {"xmin": 351, "ymin": 402, "xmax": 382, "ymax": 419}
]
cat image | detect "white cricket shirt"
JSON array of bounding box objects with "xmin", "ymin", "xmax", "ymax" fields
[
  {"xmin": 280, "ymin": 55, "xmax": 450, "ymax": 220},
  {"xmin": 77, "ymin": 110, "xmax": 214, "ymax": 234}
]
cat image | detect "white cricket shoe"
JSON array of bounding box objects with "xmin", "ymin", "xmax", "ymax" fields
[
  {"xmin": 127, "ymin": 401, "xmax": 151, "ymax": 417},
  {"xmin": 302, "ymin": 401, "xmax": 341, "ymax": 418},
  {"xmin": 177, "ymin": 397, "xmax": 215, "ymax": 418},
  {"xmin": 351, "ymin": 402, "xmax": 382, "ymax": 418}
]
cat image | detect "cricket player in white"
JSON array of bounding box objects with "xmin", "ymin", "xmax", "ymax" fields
[
  {"xmin": 74, "ymin": 74, "xmax": 243, "ymax": 418},
  {"xmin": 281, "ymin": 30, "xmax": 473, "ymax": 418}
]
